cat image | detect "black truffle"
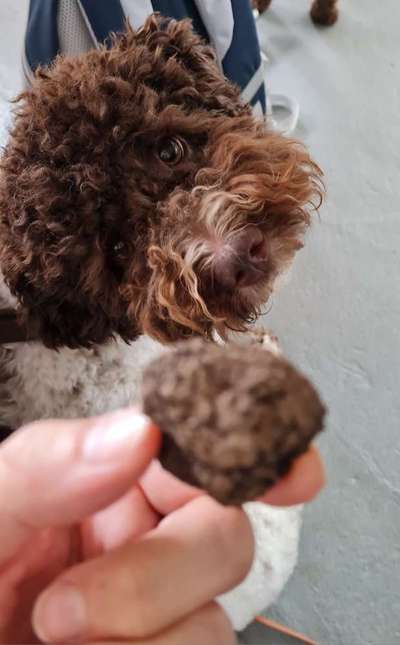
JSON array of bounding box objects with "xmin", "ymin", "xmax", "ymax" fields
[{"xmin": 142, "ymin": 338, "xmax": 325, "ymax": 505}]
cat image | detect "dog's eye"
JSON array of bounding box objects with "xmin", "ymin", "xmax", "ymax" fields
[
  {"xmin": 113, "ymin": 241, "xmax": 125, "ymax": 253},
  {"xmin": 108, "ymin": 240, "xmax": 126, "ymax": 282},
  {"xmin": 158, "ymin": 138, "xmax": 185, "ymax": 165}
]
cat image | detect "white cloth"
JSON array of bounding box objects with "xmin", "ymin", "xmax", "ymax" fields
[
  {"xmin": 193, "ymin": 0, "xmax": 234, "ymax": 67},
  {"xmin": 120, "ymin": 0, "xmax": 154, "ymax": 29},
  {"xmin": 58, "ymin": 0, "xmax": 95, "ymax": 55},
  {"xmin": 219, "ymin": 503, "xmax": 302, "ymax": 630}
]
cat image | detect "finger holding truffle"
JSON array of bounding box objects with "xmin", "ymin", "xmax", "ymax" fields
[{"xmin": 260, "ymin": 445, "xmax": 325, "ymax": 506}]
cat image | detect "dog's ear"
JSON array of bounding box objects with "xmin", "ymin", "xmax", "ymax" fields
[
  {"xmin": 0, "ymin": 84, "xmax": 137, "ymax": 349},
  {"xmin": 0, "ymin": 224, "xmax": 136, "ymax": 350},
  {"xmin": 0, "ymin": 196, "xmax": 136, "ymax": 350}
]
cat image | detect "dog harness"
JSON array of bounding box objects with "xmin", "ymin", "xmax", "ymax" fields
[{"xmin": 24, "ymin": 0, "xmax": 267, "ymax": 114}]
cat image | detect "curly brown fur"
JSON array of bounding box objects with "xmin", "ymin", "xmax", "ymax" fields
[{"xmin": 0, "ymin": 15, "xmax": 323, "ymax": 348}]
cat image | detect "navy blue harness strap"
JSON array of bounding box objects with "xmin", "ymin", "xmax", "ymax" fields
[
  {"xmin": 223, "ymin": 0, "xmax": 266, "ymax": 112},
  {"xmin": 150, "ymin": 0, "xmax": 209, "ymax": 43},
  {"xmin": 251, "ymin": 85, "xmax": 266, "ymax": 111},
  {"xmin": 25, "ymin": 0, "xmax": 266, "ymax": 110},
  {"xmin": 25, "ymin": 0, "xmax": 59, "ymax": 71},
  {"xmin": 78, "ymin": 0, "xmax": 126, "ymax": 46}
]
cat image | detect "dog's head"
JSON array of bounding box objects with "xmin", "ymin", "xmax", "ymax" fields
[{"xmin": 0, "ymin": 16, "xmax": 323, "ymax": 348}]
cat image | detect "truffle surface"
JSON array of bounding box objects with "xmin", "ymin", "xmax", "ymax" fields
[{"xmin": 142, "ymin": 338, "xmax": 325, "ymax": 505}]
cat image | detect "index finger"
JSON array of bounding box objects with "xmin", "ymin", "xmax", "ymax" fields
[{"xmin": 0, "ymin": 409, "xmax": 160, "ymax": 563}]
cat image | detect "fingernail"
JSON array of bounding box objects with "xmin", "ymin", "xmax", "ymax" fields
[
  {"xmin": 83, "ymin": 410, "xmax": 151, "ymax": 462},
  {"xmin": 33, "ymin": 583, "xmax": 86, "ymax": 642}
]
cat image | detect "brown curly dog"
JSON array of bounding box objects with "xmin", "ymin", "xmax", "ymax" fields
[{"xmin": 0, "ymin": 15, "xmax": 323, "ymax": 349}]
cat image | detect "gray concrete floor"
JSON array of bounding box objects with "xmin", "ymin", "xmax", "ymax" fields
[
  {"xmin": 0, "ymin": 2, "xmax": 399, "ymax": 644},
  {"xmin": 241, "ymin": 1, "xmax": 400, "ymax": 644}
]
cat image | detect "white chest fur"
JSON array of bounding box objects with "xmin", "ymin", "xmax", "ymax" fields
[
  {"xmin": 1, "ymin": 335, "xmax": 165, "ymax": 426},
  {"xmin": 0, "ymin": 273, "xmax": 165, "ymax": 425}
]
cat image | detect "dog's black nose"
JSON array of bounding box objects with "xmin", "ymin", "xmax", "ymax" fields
[{"xmin": 213, "ymin": 228, "xmax": 268, "ymax": 290}]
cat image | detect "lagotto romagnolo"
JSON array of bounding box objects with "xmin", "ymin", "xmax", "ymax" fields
[{"xmin": 0, "ymin": 16, "xmax": 323, "ymax": 630}]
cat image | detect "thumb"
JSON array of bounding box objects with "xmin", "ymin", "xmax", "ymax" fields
[{"xmin": 0, "ymin": 409, "xmax": 160, "ymax": 563}]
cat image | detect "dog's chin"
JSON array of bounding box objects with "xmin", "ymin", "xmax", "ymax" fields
[
  {"xmin": 203, "ymin": 274, "xmax": 274, "ymax": 339},
  {"xmin": 134, "ymin": 280, "xmax": 271, "ymax": 344},
  {"xmin": 134, "ymin": 246, "xmax": 289, "ymax": 344},
  {"xmin": 239, "ymin": 280, "xmax": 273, "ymax": 309}
]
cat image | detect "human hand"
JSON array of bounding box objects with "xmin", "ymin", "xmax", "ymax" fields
[
  {"xmin": 0, "ymin": 409, "xmax": 160, "ymax": 643},
  {"xmin": 0, "ymin": 409, "xmax": 324, "ymax": 644}
]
